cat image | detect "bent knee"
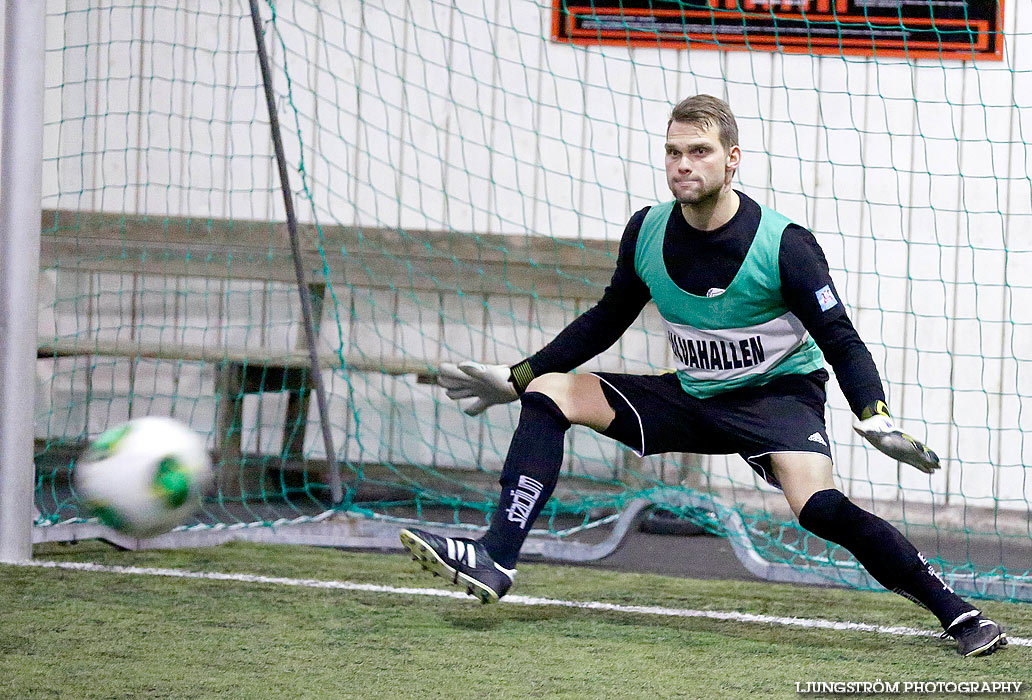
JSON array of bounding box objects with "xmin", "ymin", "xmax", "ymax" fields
[
  {"xmin": 524, "ymin": 373, "xmax": 610, "ymax": 428},
  {"xmin": 797, "ymin": 488, "xmax": 849, "ymax": 537},
  {"xmin": 524, "ymin": 373, "xmax": 576, "ymax": 414},
  {"xmin": 525, "ymin": 372, "xmax": 570, "ymax": 397}
]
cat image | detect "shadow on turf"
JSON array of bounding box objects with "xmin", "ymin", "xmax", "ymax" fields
[
  {"xmin": 432, "ymin": 601, "xmax": 972, "ymax": 659},
  {"xmin": 441, "ymin": 613, "xmax": 505, "ymax": 631}
]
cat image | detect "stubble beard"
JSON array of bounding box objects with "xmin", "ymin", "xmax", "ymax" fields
[{"xmin": 672, "ymin": 178, "xmax": 724, "ymax": 207}]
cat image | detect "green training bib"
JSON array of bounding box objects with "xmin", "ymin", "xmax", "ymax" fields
[{"xmin": 634, "ymin": 200, "xmax": 824, "ymax": 398}]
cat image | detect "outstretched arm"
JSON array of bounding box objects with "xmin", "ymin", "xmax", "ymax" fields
[
  {"xmin": 440, "ymin": 209, "xmax": 653, "ymax": 415},
  {"xmin": 779, "ymin": 225, "xmax": 884, "ymax": 415},
  {"xmin": 517, "ymin": 211, "xmax": 652, "ymax": 380},
  {"xmin": 780, "ymin": 226, "xmax": 939, "ymax": 473}
]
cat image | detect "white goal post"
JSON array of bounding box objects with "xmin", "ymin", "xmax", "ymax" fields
[{"xmin": 0, "ymin": 0, "xmax": 44, "ymax": 563}]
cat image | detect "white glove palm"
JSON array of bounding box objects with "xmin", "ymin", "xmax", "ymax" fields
[
  {"xmin": 853, "ymin": 411, "xmax": 940, "ymax": 474},
  {"xmin": 437, "ymin": 361, "xmax": 517, "ymax": 416}
]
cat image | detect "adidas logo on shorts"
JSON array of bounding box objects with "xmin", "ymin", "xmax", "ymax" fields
[{"xmin": 808, "ymin": 432, "xmax": 827, "ymax": 447}]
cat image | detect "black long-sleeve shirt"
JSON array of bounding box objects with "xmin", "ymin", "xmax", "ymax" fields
[{"xmin": 525, "ymin": 191, "xmax": 885, "ymax": 416}]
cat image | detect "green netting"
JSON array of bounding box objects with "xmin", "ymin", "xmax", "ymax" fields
[{"xmin": 32, "ymin": 0, "xmax": 1032, "ymax": 600}]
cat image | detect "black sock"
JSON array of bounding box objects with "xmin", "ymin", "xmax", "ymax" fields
[
  {"xmin": 799, "ymin": 489, "xmax": 976, "ymax": 630},
  {"xmin": 479, "ymin": 392, "xmax": 570, "ymax": 569}
]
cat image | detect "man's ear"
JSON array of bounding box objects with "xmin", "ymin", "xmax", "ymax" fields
[{"xmin": 725, "ymin": 145, "xmax": 741, "ymax": 184}]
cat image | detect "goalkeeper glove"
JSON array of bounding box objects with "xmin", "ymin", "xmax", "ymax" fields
[
  {"xmin": 437, "ymin": 360, "xmax": 533, "ymax": 416},
  {"xmin": 853, "ymin": 400, "xmax": 940, "ymax": 474}
]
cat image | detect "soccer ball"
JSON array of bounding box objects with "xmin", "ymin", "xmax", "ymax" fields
[{"xmin": 74, "ymin": 416, "xmax": 212, "ymax": 538}]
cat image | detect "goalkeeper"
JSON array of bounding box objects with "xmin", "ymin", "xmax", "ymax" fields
[{"xmin": 400, "ymin": 94, "xmax": 1005, "ymax": 657}]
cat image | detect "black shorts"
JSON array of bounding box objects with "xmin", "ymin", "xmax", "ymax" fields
[{"xmin": 593, "ymin": 370, "xmax": 832, "ymax": 488}]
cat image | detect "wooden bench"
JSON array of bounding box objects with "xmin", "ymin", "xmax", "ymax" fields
[
  {"xmin": 40, "ymin": 210, "xmax": 616, "ymax": 298},
  {"xmin": 36, "ymin": 337, "xmax": 438, "ymax": 468},
  {"xmin": 37, "ymin": 210, "xmax": 618, "ymax": 474}
]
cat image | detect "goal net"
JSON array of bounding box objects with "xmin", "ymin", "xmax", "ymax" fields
[{"xmin": 27, "ymin": 0, "xmax": 1032, "ymax": 600}]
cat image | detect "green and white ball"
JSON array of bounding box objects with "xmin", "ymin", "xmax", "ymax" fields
[{"xmin": 74, "ymin": 417, "xmax": 212, "ymax": 538}]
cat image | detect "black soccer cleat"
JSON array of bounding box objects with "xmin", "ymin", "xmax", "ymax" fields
[
  {"xmin": 400, "ymin": 528, "xmax": 515, "ymax": 604},
  {"xmin": 944, "ymin": 612, "xmax": 1007, "ymax": 657}
]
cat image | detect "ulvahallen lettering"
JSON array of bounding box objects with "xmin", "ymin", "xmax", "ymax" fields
[{"xmin": 669, "ymin": 333, "xmax": 765, "ymax": 371}]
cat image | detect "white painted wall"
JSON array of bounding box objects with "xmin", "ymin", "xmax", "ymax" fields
[{"xmin": 15, "ymin": 1, "xmax": 1032, "ymax": 511}]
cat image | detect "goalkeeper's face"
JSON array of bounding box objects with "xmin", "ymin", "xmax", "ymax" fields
[{"xmin": 664, "ymin": 121, "xmax": 740, "ymax": 207}]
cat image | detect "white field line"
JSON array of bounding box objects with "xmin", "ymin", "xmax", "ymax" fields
[{"xmin": 11, "ymin": 559, "xmax": 1031, "ymax": 648}]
